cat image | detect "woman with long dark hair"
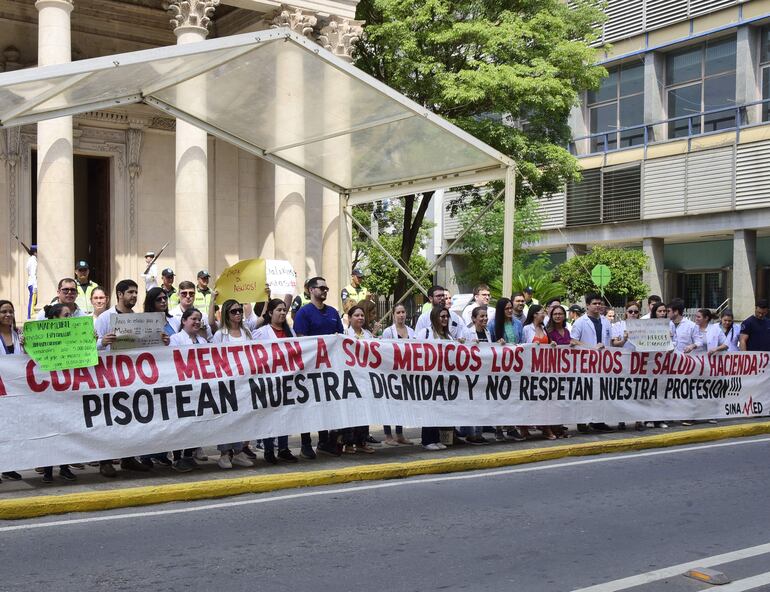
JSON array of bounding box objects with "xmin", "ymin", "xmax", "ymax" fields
[{"xmin": 490, "ymin": 297, "xmax": 523, "ymax": 344}]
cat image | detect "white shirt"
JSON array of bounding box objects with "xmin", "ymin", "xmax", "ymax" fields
[
  {"xmin": 461, "ymin": 303, "xmax": 495, "ymax": 327},
  {"xmin": 345, "ymin": 326, "xmax": 373, "ymax": 339},
  {"xmin": 211, "ymin": 329, "xmax": 252, "ymax": 344},
  {"xmin": 169, "ymin": 331, "xmax": 208, "ymax": 346},
  {"xmin": 611, "ymin": 320, "xmax": 635, "ymax": 351},
  {"xmin": 415, "ymin": 309, "xmax": 464, "ymax": 340},
  {"xmin": 417, "ymin": 327, "xmax": 453, "ymax": 340},
  {"xmin": 170, "ymin": 304, "xmax": 213, "ymax": 340},
  {"xmin": 670, "ymin": 317, "xmax": 702, "ymax": 353},
  {"xmin": 571, "ymin": 314, "xmax": 613, "ymax": 347},
  {"xmin": 462, "ymin": 325, "xmax": 492, "ymax": 344},
  {"xmin": 142, "ymin": 263, "xmax": 158, "ymax": 291},
  {"xmin": 253, "ymin": 325, "xmax": 295, "ymax": 340},
  {"xmin": 381, "ymin": 324, "xmax": 416, "ymax": 340},
  {"xmin": 26, "ymin": 255, "xmax": 37, "ymax": 289},
  {"xmin": 0, "ymin": 330, "xmax": 23, "ymax": 355},
  {"xmin": 707, "ymin": 322, "xmax": 740, "ymax": 352},
  {"xmin": 522, "ymin": 324, "xmax": 549, "ymax": 344},
  {"xmin": 94, "ymin": 306, "xmax": 130, "ymax": 350},
  {"xmin": 36, "ymin": 304, "xmax": 87, "ymax": 321}
]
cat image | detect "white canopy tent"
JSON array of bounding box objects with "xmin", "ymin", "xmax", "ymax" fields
[{"xmin": 0, "ymin": 28, "xmax": 516, "ymax": 296}]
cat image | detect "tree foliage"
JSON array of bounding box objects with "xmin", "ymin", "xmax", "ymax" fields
[
  {"xmin": 353, "ymin": 0, "xmax": 606, "ymax": 298},
  {"xmin": 555, "ymin": 246, "xmax": 650, "ymax": 304},
  {"xmin": 352, "ymin": 200, "xmax": 433, "ymax": 297}
]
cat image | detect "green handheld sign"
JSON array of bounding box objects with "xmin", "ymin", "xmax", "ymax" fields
[
  {"xmin": 591, "ymin": 264, "xmax": 612, "ymax": 288},
  {"xmin": 23, "ymin": 316, "xmax": 97, "ymax": 371}
]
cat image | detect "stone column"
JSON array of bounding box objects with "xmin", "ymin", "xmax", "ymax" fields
[
  {"xmin": 732, "ymin": 229, "xmax": 757, "ymax": 320},
  {"xmin": 35, "ymin": 0, "xmax": 74, "ymax": 302},
  {"xmin": 736, "ymin": 25, "xmax": 762, "ymax": 125},
  {"xmin": 316, "ymin": 15, "xmax": 363, "ymax": 307},
  {"xmin": 566, "ymin": 243, "xmax": 587, "ymax": 260},
  {"xmin": 168, "ymin": 0, "xmax": 218, "ymax": 283},
  {"xmin": 642, "ymin": 237, "xmax": 665, "ymax": 298},
  {"xmin": 644, "ymin": 52, "xmax": 666, "ymax": 142}
]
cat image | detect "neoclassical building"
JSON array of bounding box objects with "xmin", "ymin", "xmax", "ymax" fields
[{"xmin": 0, "ymin": 0, "xmax": 366, "ymax": 313}]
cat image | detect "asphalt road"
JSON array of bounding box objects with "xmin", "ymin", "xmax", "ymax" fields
[{"xmin": 2, "ymin": 437, "xmax": 770, "ymax": 592}]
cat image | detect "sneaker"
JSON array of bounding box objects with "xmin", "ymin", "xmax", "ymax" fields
[
  {"xmin": 59, "ymin": 466, "xmax": 77, "ymax": 481},
  {"xmin": 173, "ymin": 459, "xmax": 193, "ymax": 473},
  {"xmin": 506, "ymin": 428, "xmax": 526, "ymax": 442},
  {"xmin": 577, "ymin": 423, "xmax": 591, "ymax": 434},
  {"xmin": 42, "ymin": 468, "xmax": 53, "ymax": 483},
  {"xmin": 193, "ymin": 448, "xmax": 208, "ymax": 461},
  {"xmin": 263, "ymin": 450, "xmax": 278, "ymax": 465},
  {"xmin": 436, "ymin": 442, "xmax": 447, "ymax": 450},
  {"xmin": 121, "ymin": 457, "xmax": 151, "ymax": 472},
  {"xmin": 681, "ymin": 420, "xmax": 694, "ymax": 426},
  {"xmin": 423, "ymin": 443, "xmax": 443, "ymax": 451},
  {"xmin": 154, "ymin": 455, "xmax": 173, "ymax": 467},
  {"xmin": 495, "ymin": 428, "xmax": 506, "ymax": 442},
  {"xmin": 343, "ymin": 444, "xmax": 356, "ymax": 455},
  {"xmin": 277, "ymin": 449, "xmax": 298, "ymax": 463},
  {"xmin": 465, "ymin": 435, "xmax": 489, "ymax": 445},
  {"xmin": 658, "ymin": 422, "xmax": 669, "ymax": 429},
  {"xmin": 644, "ymin": 422, "xmax": 655, "ymax": 428},
  {"xmin": 69, "ymin": 463, "xmax": 86, "ymax": 470},
  {"xmin": 707, "ymin": 419, "xmax": 718, "ymax": 424},
  {"xmin": 99, "ymin": 462, "xmax": 117, "ymax": 478},
  {"xmin": 242, "ymin": 445, "xmax": 257, "ymax": 459},
  {"xmin": 34, "ymin": 467, "xmax": 44, "ymax": 474},
  {"xmin": 1, "ymin": 471, "xmax": 21, "ymax": 480},
  {"xmin": 317, "ymin": 443, "xmax": 342, "ymax": 457},
  {"xmin": 365, "ymin": 435, "xmax": 381, "ymax": 445},
  {"xmin": 217, "ymin": 453, "xmax": 233, "ymax": 469},
  {"xmin": 232, "ymin": 452, "xmax": 253, "ymax": 467},
  {"xmin": 300, "ymin": 446, "xmax": 316, "ymax": 460}
]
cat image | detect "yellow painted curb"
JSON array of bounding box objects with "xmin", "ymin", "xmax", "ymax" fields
[{"xmin": 2, "ymin": 421, "xmax": 770, "ymax": 520}]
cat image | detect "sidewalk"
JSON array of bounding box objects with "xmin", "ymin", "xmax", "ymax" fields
[{"xmin": 2, "ymin": 418, "xmax": 769, "ymax": 519}]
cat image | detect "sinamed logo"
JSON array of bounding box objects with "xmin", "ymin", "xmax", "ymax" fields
[{"xmin": 725, "ymin": 397, "xmax": 763, "ymax": 416}]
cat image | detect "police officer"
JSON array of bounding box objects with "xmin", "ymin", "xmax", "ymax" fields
[
  {"xmin": 74, "ymin": 260, "xmax": 99, "ymax": 314},
  {"xmin": 341, "ymin": 269, "xmax": 370, "ymax": 313},
  {"xmin": 160, "ymin": 268, "xmax": 178, "ymax": 307},
  {"xmin": 142, "ymin": 251, "xmax": 158, "ymax": 291},
  {"xmin": 194, "ymin": 270, "xmax": 212, "ymax": 310}
]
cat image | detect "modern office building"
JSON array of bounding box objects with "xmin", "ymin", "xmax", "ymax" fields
[{"xmin": 435, "ymin": 0, "xmax": 770, "ymax": 319}]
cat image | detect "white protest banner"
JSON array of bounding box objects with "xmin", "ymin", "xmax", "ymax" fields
[
  {"xmin": 266, "ymin": 259, "xmax": 297, "ymax": 297},
  {"xmin": 0, "ymin": 337, "xmax": 769, "ymax": 471},
  {"xmin": 625, "ymin": 318, "xmax": 674, "ymax": 352},
  {"xmin": 108, "ymin": 312, "xmax": 167, "ymax": 350}
]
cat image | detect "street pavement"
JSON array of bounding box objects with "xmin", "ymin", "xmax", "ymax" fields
[
  {"xmin": 1, "ymin": 433, "xmax": 769, "ymax": 591},
  {"xmin": 0, "ymin": 418, "xmax": 765, "ymax": 500}
]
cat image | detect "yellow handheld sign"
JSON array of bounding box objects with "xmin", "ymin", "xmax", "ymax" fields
[{"xmin": 214, "ymin": 258, "xmax": 268, "ymax": 305}]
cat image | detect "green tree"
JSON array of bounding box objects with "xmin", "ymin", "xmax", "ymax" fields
[
  {"xmin": 353, "ymin": 200, "xmax": 433, "ymax": 297},
  {"xmin": 354, "ymin": 0, "xmax": 606, "ymax": 299},
  {"xmin": 555, "ymin": 246, "xmax": 650, "ymax": 304}
]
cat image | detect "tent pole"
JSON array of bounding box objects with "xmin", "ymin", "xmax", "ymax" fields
[
  {"xmin": 502, "ymin": 165, "xmax": 516, "ymax": 298},
  {"xmin": 338, "ymin": 193, "xmax": 352, "ymax": 309}
]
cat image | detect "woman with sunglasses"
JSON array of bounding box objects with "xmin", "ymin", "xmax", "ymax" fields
[
  {"xmin": 252, "ymin": 299, "xmax": 299, "ymax": 464},
  {"xmin": 144, "ymin": 287, "xmax": 177, "ymax": 338},
  {"xmin": 611, "ymin": 302, "xmax": 646, "ymax": 432}
]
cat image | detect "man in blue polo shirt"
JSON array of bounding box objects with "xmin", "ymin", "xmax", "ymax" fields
[
  {"xmin": 293, "ymin": 276, "xmax": 344, "ymax": 458},
  {"xmin": 740, "ymin": 298, "xmax": 770, "ymax": 352}
]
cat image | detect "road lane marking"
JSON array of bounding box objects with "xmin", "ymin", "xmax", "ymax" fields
[
  {"xmin": 570, "ymin": 545, "xmax": 770, "ymax": 592},
  {"xmin": 2, "ymin": 435, "xmax": 769, "ymax": 533},
  {"xmin": 700, "ymin": 571, "xmax": 770, "ymax": 591}
]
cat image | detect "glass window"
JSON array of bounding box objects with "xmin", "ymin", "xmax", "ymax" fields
[
  {"xmin": 588, "ymin": 69, "xmax": 618, "ymax": 104},
  {"xmin": 704, "ymin": 37, "xmax": 736, "ymax": 77},
  {"xmin": 666, "ymin": 47, "xmax": 701, "ymax": 85},
  {"xmin": 590, "ymin": 103, "xmax": 618, "ymax": 152},
  {"xmin": 665, "ymin": 36, "xmax": 736, "ymax": 137},
  {"xmin": 668, "ymin": 84, "xmax": 702, "ymax": 137},
  {"xmin": 761, "ymin": 27, "xmax": 770, "ymax": 122},
  {"xmin": 619, "ymin": 94, "xmax": 645, "ymax": 146},
  {"xmin": 620, "ymin": 62, "xmax": 644, "ymax": 96}
]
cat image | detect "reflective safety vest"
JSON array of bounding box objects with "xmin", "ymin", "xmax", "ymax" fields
[
  {"xmin": 291, "ymin": 294, "xmax": 311, "ymax": 314},
  {"xmin": 194, "ymin": 288, "xmax": 212, "ymax": 310},
  {"xmin": 75, "ymin": 281, "xmax": 99, "ymax": 314},
  {"xmin": 341, "ymin": 284, "xmax": 369, "ymax": 312}
]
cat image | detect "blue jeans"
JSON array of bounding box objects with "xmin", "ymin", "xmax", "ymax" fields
[{"xmin": 262, "ymin": 436, "xmax": 289, "ymax": 451}]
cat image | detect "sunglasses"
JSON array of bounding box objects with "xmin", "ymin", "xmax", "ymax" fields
[
  {"xmin": 228, "ymin": 309, "xmax": 244, "ymax": 315},
  {"xmin": 313, "ymin": 286, "xmax": 329, "ymax": 292},
  {"xmin": 627, "ymin": 309, "xmax": 640, "ymax": 314},
  {"xmin": 179, "ymin": 291, "xmax": 195, "ymax": 297},
  {"xmin": 59, "ymin": 288, "xmax": 77, "ymax": 294}
]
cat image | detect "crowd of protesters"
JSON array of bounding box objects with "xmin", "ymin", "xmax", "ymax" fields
[{"xmin": 1, "ymin": 257, "xmax": 769, "ymax": 485}]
